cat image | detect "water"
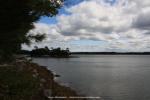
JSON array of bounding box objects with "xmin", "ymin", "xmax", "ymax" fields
[{"xmin": 33, "ymin": 55, "xmax": 150, "ymax": 100}]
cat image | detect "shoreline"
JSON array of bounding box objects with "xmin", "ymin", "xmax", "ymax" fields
[{"xmin": 15, "ymin": 60, "xmax": 86, "ymax": 100}]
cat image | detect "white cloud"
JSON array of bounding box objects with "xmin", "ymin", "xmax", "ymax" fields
[{"xmin": 23, "ymin": 0, "xmax": 150, "ymax": 52}]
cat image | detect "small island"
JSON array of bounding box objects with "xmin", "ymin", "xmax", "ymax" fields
[
  {"xmin": 0, "ymin": 0, "xmax": 86, "ymax": 99},
  {"xmin": 21, "ymin": 46, "xmax": 71, "ymax": 58}
]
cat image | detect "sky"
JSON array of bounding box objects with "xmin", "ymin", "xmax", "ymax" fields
[{"xmin": 23, "ymin": 0, "xmax": 150, "ymax": 52}]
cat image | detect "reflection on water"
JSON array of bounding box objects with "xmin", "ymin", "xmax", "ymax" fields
[{"xmin": 33, "ymin": 55, "xmax": 150, "ymax": 100}]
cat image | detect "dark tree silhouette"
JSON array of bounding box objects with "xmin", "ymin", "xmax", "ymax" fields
[
  {"xmin": 34, "ymin": 46, "xmax": 39, "ymax": 50},
  {"xmin": 45, "ymin": 46, "xmax": 50, "ymax": 51},
  {"xmin": 0, "ymin": 0, "xmax": 63, "ymax": 62},
  {"xmin": 30, "ymin": 47, "xmax": 70, "ymax": 57},
  {"xmin": 66, "ymin": 48, "xmax": 70, "ymax": 52}
]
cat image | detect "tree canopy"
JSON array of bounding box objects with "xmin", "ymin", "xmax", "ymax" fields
[
  {"xmin": 0, "ymin": 0, "xmax": 63, "ymax": 62},
  {"xmin": 30, "ymin": 46, "xmax": 70, "ymax": 57}
]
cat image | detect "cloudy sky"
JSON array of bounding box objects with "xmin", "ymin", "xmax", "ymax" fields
[{"xmin": 23, "ymin": 0, "xmax": 150, "ymax": 52}]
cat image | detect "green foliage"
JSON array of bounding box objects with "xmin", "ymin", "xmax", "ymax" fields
[{"xmin": 0, "ymin": 0, "xmax": 63, "ymax": 62}]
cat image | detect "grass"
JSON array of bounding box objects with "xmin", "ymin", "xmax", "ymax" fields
[{"xmin": 0, "ymin": 65, "xmax": 40, "ymax": 100}]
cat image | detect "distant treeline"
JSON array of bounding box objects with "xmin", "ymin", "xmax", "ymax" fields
[
  {"xmin": 71, "ymin": 52, "xmax": 150, "ymax": 55},
  {"xmin": 20, "ymin": 50, "xmax": 150, "ymax": 56},
  {"xmin": 20, "ymin": 46, "xmax": 70, "ymax": 58}
]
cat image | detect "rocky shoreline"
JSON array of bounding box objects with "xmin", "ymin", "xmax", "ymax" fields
[{"xmin": 15, "ymin": 60, "xmax": 86, "ymax": 100}]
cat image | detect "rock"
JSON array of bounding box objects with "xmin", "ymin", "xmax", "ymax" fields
[
  {"xmin": 44, "ymin": 89, "xmax": 52, "ymax": 97},
  {"xmin": 40, "ymin": 78, "xmax": 46, "ymax": 83},
  {"xmin": 33, "ymin": 69, "xmax": 38, "ymax": 73},
  {"xmin": 40, "ymin": 83, "xmax": 43, "ymax": 87},
  {"xmin": 32, "ymin": 74, "xmax": 38, "ymax": 78},
  {"xmin": 54, "ymin": 74, "xmax": 60, "ymax": 77}
]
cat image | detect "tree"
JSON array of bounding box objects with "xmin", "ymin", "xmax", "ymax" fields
[
  {"xmin": 45, "ymin": 46, "xmax": 50, "ymax": 51},
  {"xmin": 34, "ymin": 46, "xmax": 39, "ymax": 50},
  {"xmin": 66, "ymin": 48, "xmax": 70, "ymax": 52},
  {"xmin": 0, "ymin": 0, "xmax": 63, "ymax": 62}
]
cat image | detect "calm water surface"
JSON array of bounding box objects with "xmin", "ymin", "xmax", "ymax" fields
[{"xmin": 33, "ymin": 55, "xmax": 150, "ymax": 100}]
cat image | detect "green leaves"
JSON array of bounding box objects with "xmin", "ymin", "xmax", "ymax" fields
[{"xmin": 0, "ymin": 0, "xmax": 63, "ymax": 62}]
